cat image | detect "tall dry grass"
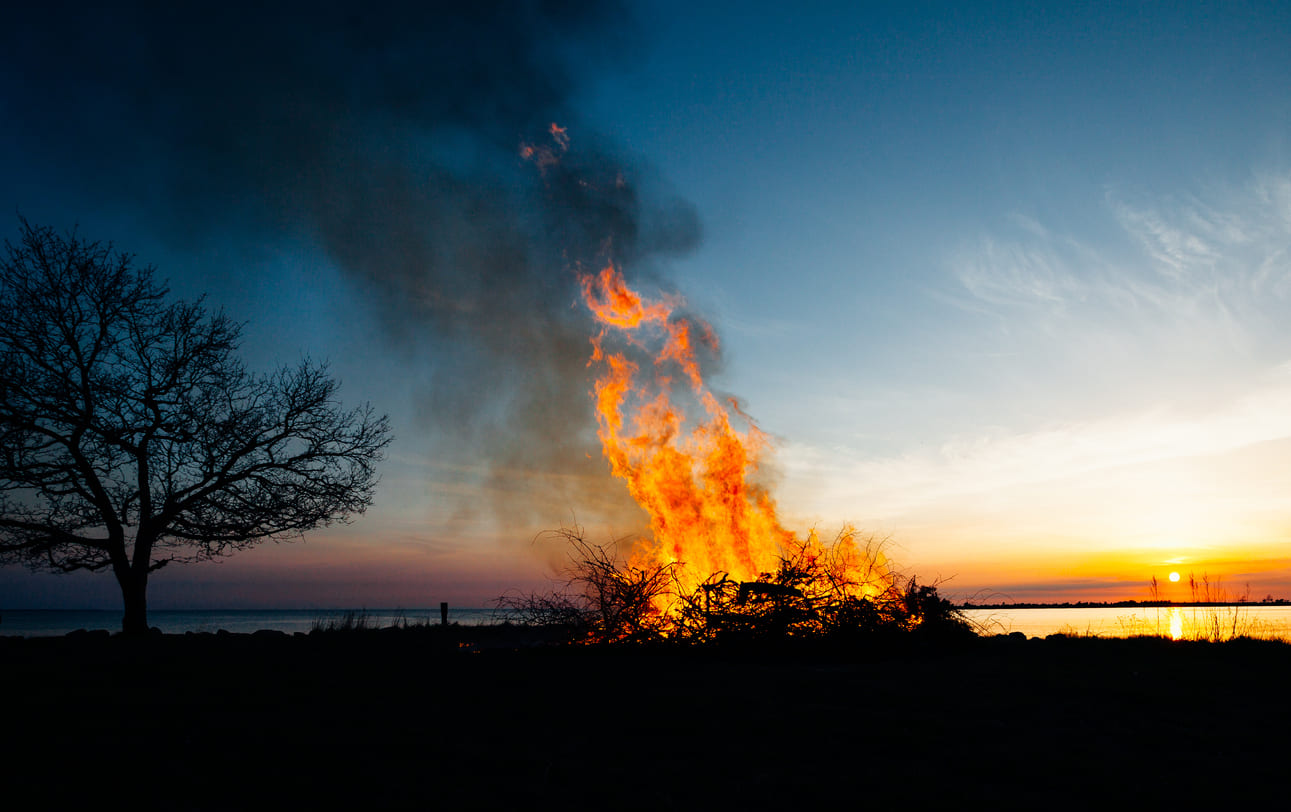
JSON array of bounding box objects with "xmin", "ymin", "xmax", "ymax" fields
[{"xmin": 1121, "ymin": 572, "xmax": 1278, "ymax": 641}]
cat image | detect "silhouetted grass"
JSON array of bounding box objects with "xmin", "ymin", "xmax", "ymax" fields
[
  {"xmin": 1119, "ymin": 572, "xmax": 1283, "ymax": 641},
  {"xmin": 309, "ymin": 609, "xmax": 374, "ymax": 633}
]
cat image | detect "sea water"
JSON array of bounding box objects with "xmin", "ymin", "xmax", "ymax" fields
[
  {"xmin": 0, "ymin": 607, "xmax": 500, "ymax": 637},
  {"xmin": 962, "ymin": 605, "xmax": 1291, "ymax": 641},
  {"xmin": 7, "ymin": 605, "xmax": 1291, "ymax": 641}
]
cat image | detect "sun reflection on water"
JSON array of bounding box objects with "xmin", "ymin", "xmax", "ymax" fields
[{"xmin": 963, "ymin": 605, "xmax": 1291, "ymax": 641}]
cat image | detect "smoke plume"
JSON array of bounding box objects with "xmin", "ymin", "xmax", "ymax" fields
[{"xmin": 0, "ymin": 1, "xmax": 703, "ymax": 533}]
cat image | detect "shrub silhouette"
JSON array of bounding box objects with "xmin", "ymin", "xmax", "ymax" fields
[{"xmin": 500, "ymin": 526, "xmax": 974, "ymax": 646}]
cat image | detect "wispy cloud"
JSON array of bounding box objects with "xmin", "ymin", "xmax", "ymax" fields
[
  {"xmin": 785, "ymin": 364, "xmax": 1291, "ymax": 519},
  {"xmin": 953, "ymin": 237, "xmax": 1082, "ymax": 310},
  {"xmin": 952, "ymin": 170, "xmax": 1291, "ymax": 333},
  {"xmin": 1114, "ymin": 201, "xmax": 1219, "ymax": 280},
  {"xmin": 780, "ymin": 171, "xmax": 1291, "ymax": 574}
]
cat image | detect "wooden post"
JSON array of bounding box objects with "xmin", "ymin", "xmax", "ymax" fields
[{"xmin": 440, "ymin": 601, "xmax": 449, "ymax": 626}]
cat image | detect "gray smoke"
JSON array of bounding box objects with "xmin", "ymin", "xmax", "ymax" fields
[{"xmin": 1, "ymin": 1, "xmax": 703, "ymax": 532}]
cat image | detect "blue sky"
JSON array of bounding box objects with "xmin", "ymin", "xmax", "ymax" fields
[
  {"xmin": 577, "ymin": 1, "xmax": 1291, "ymax": 600},
  {"xmin": 4, "ymin": 1, "xmax": 1291, "ymax": 608}
]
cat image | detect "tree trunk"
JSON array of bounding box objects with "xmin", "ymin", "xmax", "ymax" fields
[{"xmin": 117, "ymin": 568, "xmax": 150, "ymax": 636}]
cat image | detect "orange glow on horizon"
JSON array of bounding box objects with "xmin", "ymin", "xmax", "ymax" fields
[{"xmin": 923, "ymin": 544, "xmax": 1291, "ymax": 604}]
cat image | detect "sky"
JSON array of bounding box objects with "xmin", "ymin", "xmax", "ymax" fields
[{"xmin": 3, "ymin": 0, "xmax": 1291, "ymax": 609}]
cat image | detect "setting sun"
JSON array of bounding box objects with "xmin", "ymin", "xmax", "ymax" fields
[{"xmin": 1169, "ymin": 572, "xmax": 1181, "ymax": 583}]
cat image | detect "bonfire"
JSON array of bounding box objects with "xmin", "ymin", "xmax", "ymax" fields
[{"xmin": 513, "ymin": 126, "xmax": 966, "ymax": 644}]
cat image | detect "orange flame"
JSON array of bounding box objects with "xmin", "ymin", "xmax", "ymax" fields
[
  {"xmin": 528, "ymin": 125, "xmax": 895, "ymax": 630},
  {"xmin": 583, "ymin": 263, "xmax": 798, "ymax": 594}
]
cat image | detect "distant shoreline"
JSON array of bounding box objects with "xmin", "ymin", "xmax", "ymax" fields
[{"xmin": 960, "ymin": 599, "xmax": 1291, "ymax": 609}]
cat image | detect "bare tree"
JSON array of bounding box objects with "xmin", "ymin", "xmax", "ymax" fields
[{"xmin": 0, "ymin": 221, "xmax": 392, "ymax": 634}]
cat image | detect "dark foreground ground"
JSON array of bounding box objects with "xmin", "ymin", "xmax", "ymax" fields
[{"xmin": 3, "ymin": 627, "xmax": 1289, "ymax": 810}]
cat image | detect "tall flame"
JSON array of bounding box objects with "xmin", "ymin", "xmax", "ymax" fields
[
  {"xmin": 522, "ymin": 124, "xmax": 896, "ymax": 629},
  {"xmin": 582, "ymin": 263, "xmax": 797, "ymax": 594}
]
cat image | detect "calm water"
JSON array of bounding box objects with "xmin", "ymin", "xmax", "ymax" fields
[
  {"xmin": 6, "ymin": 605, "xmax": 1291, "ymax": 641},
  {"xmin": 963, "ymin": 605, "xmax": 1291, "ymax": 642},
  {"xmin": 0, "ymin": 608, "xmax": 500, "ymax": 637}
]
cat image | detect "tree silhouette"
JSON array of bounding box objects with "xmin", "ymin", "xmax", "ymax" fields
[{"xmin": 0, "ymin": 221, "xmax": 392, "ymax": 634}]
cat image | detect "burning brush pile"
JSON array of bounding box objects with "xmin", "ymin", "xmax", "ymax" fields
[
  {"xmin": 502, "ymin": 254, "xmax": 968, "ymax": 645},
  {"xmin": 500, "ymin": 524, "xmax": 969, "ymax": 646},
  {"xmin": 500, "ymin": 127, "xmax": 969, "ymax": 646}
]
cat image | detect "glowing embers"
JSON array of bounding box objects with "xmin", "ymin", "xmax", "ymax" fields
[{"xmin": 519, "ymin": 122, "xmax": 569, "ymax": 172}]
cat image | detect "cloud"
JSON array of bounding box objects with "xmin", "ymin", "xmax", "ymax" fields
[
  {"xmin": 779, "ymin": 172, "xmax": 1291, "ymax": 571},
  {"xmin": 787, "ymin": 366, "xmax": 1291, "ymax": 519},
  {"xmin": 952, "ymin": 171, "xmax": 1291, "ymax": 329}
]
